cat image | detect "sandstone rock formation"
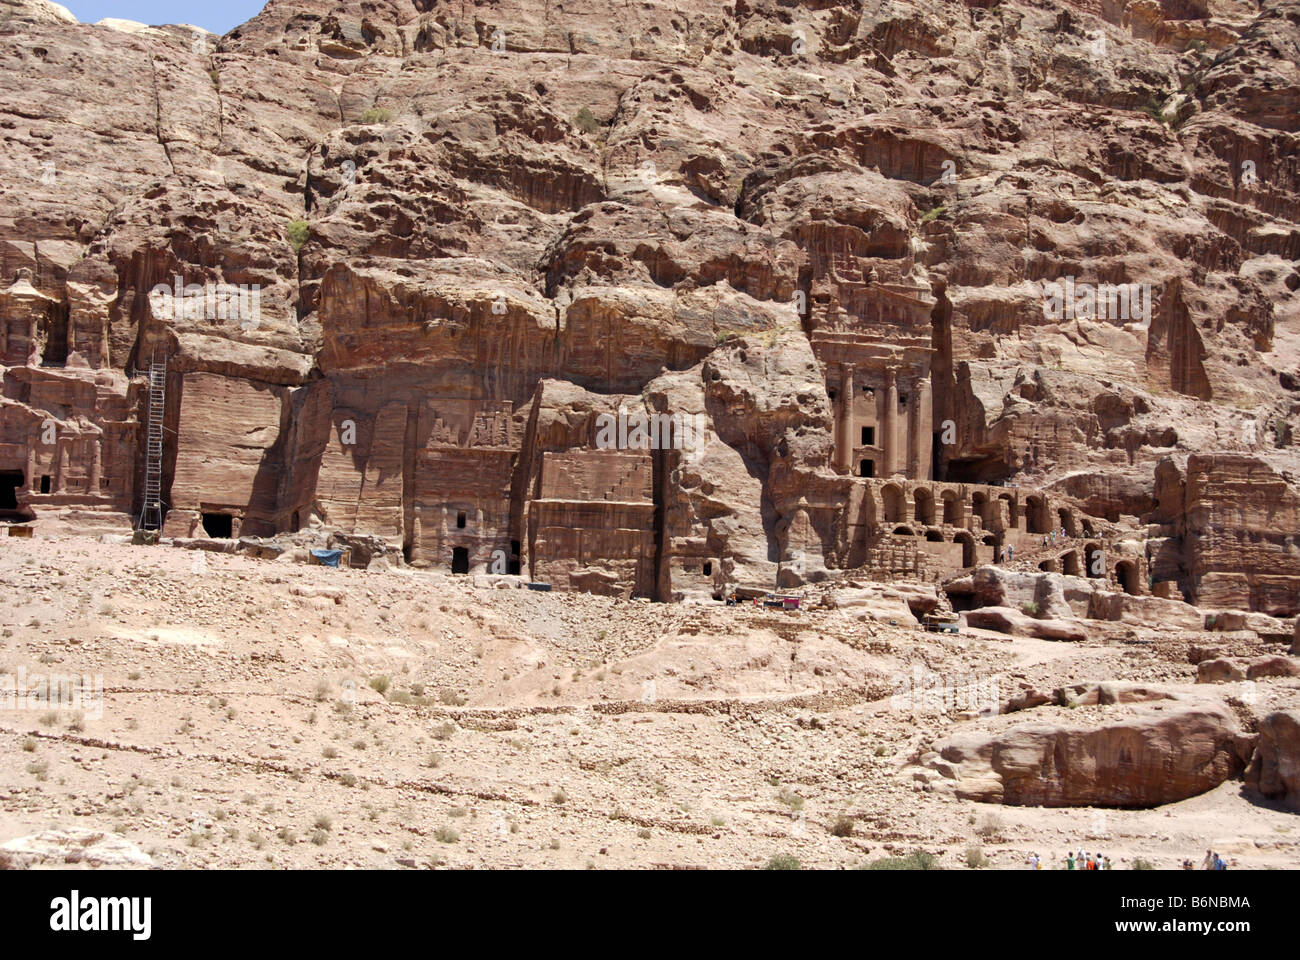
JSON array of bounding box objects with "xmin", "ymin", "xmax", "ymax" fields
[
  {"xmin": 1245, "ymin": 709, "xmax": 1300, "ymax": 810},
  {"xmin": 933, "ymin": 703, "xmax": 1254, "ymax": 807},
  {"xmin": 0, "ymin": 828, "xmax": 152, "ymax": 867},
  {"xmin": 0, "ymin": 0, "xmax": 1296, "ymax": 610},
  {"xmin": 962, "ymin": 605, "xmax": 1089, "ymax": 641}
]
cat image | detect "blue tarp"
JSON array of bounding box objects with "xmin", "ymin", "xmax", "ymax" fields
[{"xmin": 310, "ymin": 549, "xmax": 344, "ymax": 568}]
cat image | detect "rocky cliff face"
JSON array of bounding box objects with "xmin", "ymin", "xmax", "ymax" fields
[{"xmin": 0, "ymin": 0, "xmax": 1296, "ymax": 608}]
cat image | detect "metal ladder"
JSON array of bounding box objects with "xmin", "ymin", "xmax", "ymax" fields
[{"xmin": 137, "ymin": 353, "xmax": 166, "ymax": 531}]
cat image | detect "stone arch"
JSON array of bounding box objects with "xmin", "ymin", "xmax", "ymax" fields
[
  {"xmin": 971, "ymin": 491, "xmax": 990, "ymax": 527},
  {"xmin": 1058, "ymin": 507, "xmax": 1078, "ymax": 537},
  {"xmin": 1081, "ymin": 518, "xmax": 1097, "ymax": 538},
  {"xmin": 998, "ymin": 492, "xmax": 1017, "ymax": 528},
  {"xmin": 914, "ymin": 487, "xmax": 935, "ymax": 525},
  {"xmin": 953, "ymin": 530, "xmax": 976, "ymax": 567},
  {"xmin": 924, "ymin": 527, "xmax": 944, "ymax": 542},
  {"xmin": 1039, "ymin": 558, "xmax": 1059, "ymax": 572},
  {"xmin": 941, "ymin": 490, "xmax": 961, "ymax": 525},
  {"xmin": 1084, "ymin": 543, "xmax": 1104, "ymax": 579},
  {"xmin": 1061, "ymin": 549, "xmax": 1082, "ymax": 576},
  {"xmin": 882, "ymin": 484, "xmax": 906, "ymax": 523},
  {"xmin": 1115, "ymin": 559, "xmax": 1139, "ymax": 595},
  {"xmin": 1026, "ymin": 494, "xmax": 1049, "ymax": 534},
  {"xmin": 892, "ymin": 525, "xmax": 915, "ymax": 536}
]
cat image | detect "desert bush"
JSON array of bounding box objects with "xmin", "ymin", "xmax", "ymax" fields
[
  {"xmin": 764, "ymin": 853, "xmax": 802, "ymax": 870},
  {"xmin": 573, "ymin": 107, "xmax": 601, "ymax": 134},
  {"xmin": 286, "ymin": 219, "xmax": 310, "ymax": 250},
  {"xmin": 863, "ymin": 850, "xmax": 939, "ymax": 871}
]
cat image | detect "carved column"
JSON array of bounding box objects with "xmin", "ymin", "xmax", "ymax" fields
[
  {"xmin": 55, "ymin": 440, "xmax": 69, "ymax": 494},
  {"xmin": 90, "ymin": 438, "xmax": 102, "ymax": 493},
  {"xmin": 835, "ymin": 363, "xmax": 854, "ymax": 474},
  {"xmin": 913, "ymin": 377, "xmax": 933, "ymax": 480},
  {"xmin": 883, "ymin": 368, "xmax": 899, "ymax": 476}
]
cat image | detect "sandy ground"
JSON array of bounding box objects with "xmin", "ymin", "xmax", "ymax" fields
[{"xmin": 0, "ymin": 534, "xmax": 1297, "ymax": 869}]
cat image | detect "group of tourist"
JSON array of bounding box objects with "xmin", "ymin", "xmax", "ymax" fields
[
  {"xmin": 998, "ymin": 527, "xmax": 1074, "ymax": 564},
  {"xmin": 1022, "ymin": 851, "xmax": 1111, "ymax": 869},
  {"xmin": 1064, "ymin": 850, "xmax": 1111, "ymax": 870},
  {"xmin": 1024, "ymin": 851, "xmax": 1111, "ymax": 870},
  {"xmin": 1027, "ymin": 849, "xmax": 1229, "ymax": 869},
  {"xmin": 1183, "ymin": 850, "xmax": 1229, "ymax": 870},
  {"xmin": 1040, "ymin": 526, "xmax": 1069, "ymax": 548}
]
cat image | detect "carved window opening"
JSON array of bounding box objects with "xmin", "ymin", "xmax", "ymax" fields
[
  {"xmin": 859, "ymin": 459, "xmax": 874, "ymax": 478},
  {"xmin": 702, "ymin": 561, "xmax": 712, "ymax": 576},
  {"xmin": 456, "ymin": 511, "xmax": 466, "ymax": 529},
  {"xmin": 861, "ymin": 426, "xmax": 875, "ymax": 446},
  {"xmin": 39, "ymin": 475, "xmax": 51, "ymax": 494}
]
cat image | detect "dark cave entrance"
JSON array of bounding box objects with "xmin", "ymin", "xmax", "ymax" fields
[
  {"xmin": 451, "ymin": 546, "xmax": 469, "ymax": 574},
  {"xmin": 0, "ymin": 471, "xmax": 22, "ymax": 512},
  {"xmin": 201, "ymin": 512, "xmax": 233, "ymax": 538}
]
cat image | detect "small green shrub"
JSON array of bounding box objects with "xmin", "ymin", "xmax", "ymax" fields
[
  {"xmin": 863, "ymin": 849, "xmax": 939, "ymax": 871},
  {"xmin": 286, "ymin": 219, "xmax": 310, "ymax": 251},
  {"xmin": 764, "ymin": 853, "xmax": 802, "ymax": 871},
  {"xmin": 573, "ymin": 107, "xmax": 601, "ymax": 134}
]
